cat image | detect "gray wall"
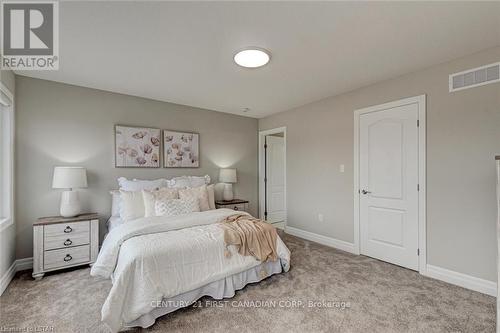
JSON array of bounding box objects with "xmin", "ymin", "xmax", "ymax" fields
[
  {"xmin": 15, "ymin": 76, "xmax": 258, "ymax": 259},
  {"xmin": 259, "ymin": 46, "xmax": 500, "ymax": 282},
  {"xmin": 0, "ymin": 69, "xmax": 16, "ymax": 281}
]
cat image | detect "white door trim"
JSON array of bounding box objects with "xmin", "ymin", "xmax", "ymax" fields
[
  {"xmin": 353, "ymin": 95, "xmax": 426, "ymax": 274},
  {"xmin": 259, "ymin": 127, "xmax": 287, "ymax": 227}
]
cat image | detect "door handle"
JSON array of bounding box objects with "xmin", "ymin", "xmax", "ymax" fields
[{"xmin": 361, "ymin": 190, "xmax": 372, "ymax": 195}]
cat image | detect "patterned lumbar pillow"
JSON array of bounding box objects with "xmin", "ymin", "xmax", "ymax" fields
[
  {"xmin": 142, "ymin": 188, "xmax": 179, "ymax": 217},
  {"xmin": 155, "ymin": 198, "xmax": 200, "ymax": 217},
  {"xmin": 178, "ymin": 185, "xmax": 210, "ymax": 211}
]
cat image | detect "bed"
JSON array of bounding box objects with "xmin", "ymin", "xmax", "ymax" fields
[
  {"xmin": 93, "ymin": 208, "xmax": 290, "ymax": 332},
  {"xmin": 106, "ymin": 215, "xmax": 124, "ymax": 232}
]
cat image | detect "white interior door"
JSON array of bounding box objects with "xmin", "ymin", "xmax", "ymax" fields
[
  {"xmin": 359, "ymin": 103, "xmax": 419, "ymax": 270},
  {"xmin": 266, "ymin": 135, "xmax": 286, "ymax": 223}
]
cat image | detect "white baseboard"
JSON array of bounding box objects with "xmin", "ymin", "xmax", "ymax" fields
[
  {"xmin": 284, "ymin": 226, "xmax": 496, "ymax": 297},
  {"xmin": 285, "ymin": 226, "xmax": 356, "ymax": 254},
  {"xmin": 0, "ymin": 257, "xmax": 33, "ymax": 296},
  {"xmin": 16, "ymin": 257, "xmax": 33, "ymax": 271},
  {"xmin": 424, "ymin": 264, "xmax": 496, "ymax": 297},
  {"xmin": 272, "ymin": 221, "xmax": 286, "ymax": 230},
  {"xmin": 0, "ymin": 261, "xmax": 16, "ymax": 296}
]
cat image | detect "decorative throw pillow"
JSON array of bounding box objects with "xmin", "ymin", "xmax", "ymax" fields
[
  {"xmin": 110, "ymin": 190, "xmax": 121, "ymax": 216},
  {"xmin": 178, "ymin": 185, "xmax": 211, "ymax": 211},
  {"xmin": 155, "ymin": 198, "xmax": 200, "ymax": 217},
  {"xmin": 166, "ymin": 176, "xmax": 191, "ymax": 188},
  {"xmin": 167, "ymin": 175, "xmax": 210, "ymax": 188},
  {"xmin": 119, "ymin": 190, "xmax": 145, "ymax": 222},
  {"xmin": 188, "ymin": 175, "xmax": 211, "ymax": 187},
  {"xmin": 117, "ymin": 177, "xmax": 167, "ymax": 191},
  {"xmin": 142, "ymin": 188, "xmax": 179, "ymax": 217},
  {"xmin": 207, "ymin": 184, "xmax": 216, "ymax": 210}
]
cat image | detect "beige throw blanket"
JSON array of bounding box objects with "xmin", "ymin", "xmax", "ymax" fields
[{"xmin": 219, "ymin": 214, "xmax": 278, "ymax": 262}]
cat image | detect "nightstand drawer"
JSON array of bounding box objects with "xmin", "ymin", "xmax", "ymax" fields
[
  {"xmin": 230, "ymin": 204, "xmax": 246, "ymax": 211},
  {"xmin": 44, "ymin": 232, "xmax": 89, "ymax": 251},
  {"xmin": 215, "ymin": 200, "xmax": 249, "ymax": 213},
  {"xmin": 44, "ymin": 245, "xmax": 90, "ymax": 271},
  {"xmin": 44, "ymin": 220, "xmax": 89, "ymax": 238}
]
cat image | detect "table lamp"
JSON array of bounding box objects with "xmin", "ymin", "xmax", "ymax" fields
[
  {"xmin": 52, "ymin": 166, "xmax": 88, "ymax": 217},
  {"xmin": 219, "ymin": 168, "xmax": 237, "ymax": 201}
]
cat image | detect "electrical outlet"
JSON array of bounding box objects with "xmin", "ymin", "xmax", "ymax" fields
[
  {"xmin": 339, "ymin": 164, "xmax": 345, "ymax": 173},
  {"xmin": 318, "ymin": 213, "xmax": 324, "ymax": 222}
]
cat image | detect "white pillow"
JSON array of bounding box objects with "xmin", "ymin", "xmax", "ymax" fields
[
  {"xmin": 189, "ymin": 175, "xmax": 211, "ymax": 187},
  {"xmin": 142, "ymin": 188, "xmax": 179, "ymax": 217},
  {"xmin": 167, "ymin": 175, "xmax": 210, "ymax": 188},
  {"xmin": 110, "ymin": 190, "xmax": 121, "ymax": 216},
  {"xmin": 166, "ymin": 176, "xmax": 191, "ymax": 188},
  {"xmin": 118, "ymin": 177, "xmax": 166, "ymax": 191},
  {"xmin": 207, "ymin": 184, "xmax": 215, "ymax": 210},
  {"xmin": 155, "ymin": 198, "xmax": 200, "ymax": 217},
  {"xmin": 119, "ymin": 190, "xmax": 145, "ymax": 222},
  {"xmin": 178, "ymin": 185, "xmax": 210, "ymax": 211}
]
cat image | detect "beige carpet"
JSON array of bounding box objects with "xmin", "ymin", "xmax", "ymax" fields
[{"xmin": 0, "ymin": 233, "xmax": 495, "ymax": 332}]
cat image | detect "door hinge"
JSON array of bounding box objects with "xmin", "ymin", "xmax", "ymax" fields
[
  {"xmin": 417, "ymin": 249, "xmax": 420, "ymax": 256},
  {"xmin": 417, "ymin": 184, "xmax": 420, "ymax": 191},
  {"xmin": 417, "ymin": 119, "xmax": 420, "ymax": 127},
  {"xmin": 264, "ymin": 144, "xmax": 268, "ymax": 149}
]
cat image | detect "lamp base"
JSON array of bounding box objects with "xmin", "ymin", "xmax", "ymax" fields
[
  {"xmin": 222, "ymin": 183, "xmax": 234, "ymax": 201},
  {"xmin": 60, "ymin": 190, "xmax": 81, "ymax": 218}
]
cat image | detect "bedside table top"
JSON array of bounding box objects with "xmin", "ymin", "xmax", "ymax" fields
[
  {"xmin": 34, "ymin": 213, "xmax": 99, "ymax": 226},
  {"xmin": 215, "ymin": 199, "xmax": 249, "ymax": 205}
]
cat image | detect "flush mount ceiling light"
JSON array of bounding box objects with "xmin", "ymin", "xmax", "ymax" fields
[{"xmin": 234, "ymin": 48, "xmax": 270, "ymax": 68}]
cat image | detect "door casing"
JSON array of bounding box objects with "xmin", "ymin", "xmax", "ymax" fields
[
  {"xmin": 353, "ymin": 95, "xmax": 427, "ymax": 274},
  {"xmin": 259, "ymin": 127, "xmax": 287, "ymax": 227}
]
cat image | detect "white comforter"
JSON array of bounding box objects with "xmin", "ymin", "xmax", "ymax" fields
[{"xmin": 91, "ymin": 209, "xmax": 290, "ymax": 332}]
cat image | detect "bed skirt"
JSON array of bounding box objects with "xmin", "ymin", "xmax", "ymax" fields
[{"xmin": 126, "ymin": 259, "xmax": 285, "ymax": 329}]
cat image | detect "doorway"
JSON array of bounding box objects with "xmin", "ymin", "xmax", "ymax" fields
[
  {"xmin": 354, "ymin": 95, "xmax": 426, "ymax": 273},
  {"xmin": 259, "ymin": 127, "xmax": 286, "ymax": 229}
]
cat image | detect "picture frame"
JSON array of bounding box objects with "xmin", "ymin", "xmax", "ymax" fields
[
  {"xmin": 163, "ymin": 130, "xmax": 200, "ymax": 168},
  {"xmin": 114, "ymin": 125, "xmax": 161, "ymax": 168}
]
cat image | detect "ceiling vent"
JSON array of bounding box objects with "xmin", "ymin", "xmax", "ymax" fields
[{"xmin": 449, "ymin": 62, "xmax": 499, "ymax": 92}]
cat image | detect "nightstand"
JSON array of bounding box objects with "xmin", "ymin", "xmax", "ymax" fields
[
  {"xmin": 33, "ymin": 213, "xmax": 99, "ymax": 280},
  {"xmin": 215, "ymin": 199, "xmax": 249, "ymax": 212}
]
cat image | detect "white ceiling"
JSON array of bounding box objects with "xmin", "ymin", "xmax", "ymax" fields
[{"xmin": 16, "ymin": 1, "xmax": 500, "ymax": 118}]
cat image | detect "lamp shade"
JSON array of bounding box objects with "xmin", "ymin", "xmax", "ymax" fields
[
  {"xmin": 52, "ymin": 167, "xmax": 88, "ymax": 189},
  {"xmin": 219, "ymin": 168, "xmax": 237, "ymax": 183}
]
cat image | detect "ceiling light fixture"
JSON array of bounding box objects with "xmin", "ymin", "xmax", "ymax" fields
[{"xmin": 234, "ymin": 48, "xmax": 270, "ymax": 68}]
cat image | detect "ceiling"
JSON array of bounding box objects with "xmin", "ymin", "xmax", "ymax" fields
[{"xmin": 16, "ymin": 1, "xmax": 500, "ymax": 118}]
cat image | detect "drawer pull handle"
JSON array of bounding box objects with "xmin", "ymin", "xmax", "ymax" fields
[
  {"xmin": 64, "ymin": 226, "xmax": 73, "ymax": 233},
  {"xmin": 233, "ymin": 206, "xmax": 239, "ymax": 211},
  {"xmin": 64, "ymin": 254, "xmax": 72, "ymax": 262},
  {"xmin": 63, "ymin": 239, "xmax": 72, "ymax": 246}
]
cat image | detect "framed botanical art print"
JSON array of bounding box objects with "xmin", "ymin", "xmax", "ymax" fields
[
  {"xmin": 163, "ymin": 130, "xmax": 199, "ymax": 168},
  {"xmin": 115, "ymin": 125, "xmax": 161, "ymax": 168}
]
